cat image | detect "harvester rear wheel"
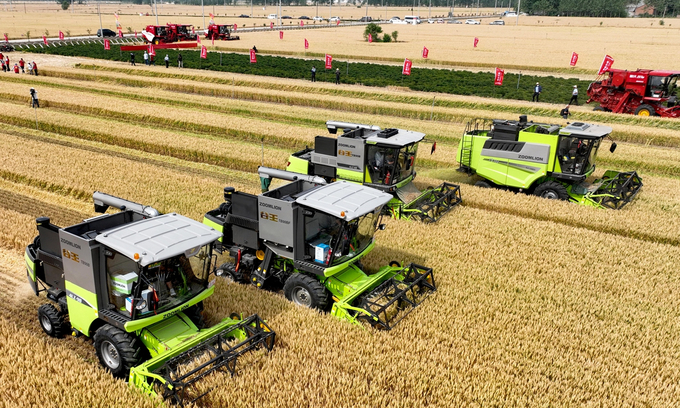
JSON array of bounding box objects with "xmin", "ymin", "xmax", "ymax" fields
[
  {"xmin": 475, "ymin": 180, "xmax": 492, "ymax": 188},
  {"xmin": 283, "ymin": 274, "xmax": 329, "ymax": 310},
  {"xmin": 94, "ymin": 324, "xmax": 146, "ymax": 379},
  {"xmin": 634, "ymin": 104, "xmax": 655, "ymax": 116},
  {"xmin": 38, "ymin": 304, "xmax": 66, "ymax": 338},
  {"xmin": 533, "ymin": 181, "xmax": 569, "ymax": 201}
]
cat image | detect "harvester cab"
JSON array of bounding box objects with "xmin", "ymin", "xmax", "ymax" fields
[
  {"xmin": 457, "ymin": 116, "xmax": 642, "ymax": 209},
  {"xmin": 142, "ymin": 23, "xmax": 196, "ymax": 44},
  {"xmin": 285, "ymin": 120, "xmax": 461, "ymax": 222},
  {"xmin": 587, "ymin": 68, "xmax": 680, "ymax": 116},
  {"xmin": 203, "ymin": 179, "xmax": 436, "ymax": 330},
  {"xmin": 25, "ymin": 192, "xmax": 274, "ymax": 404},
  {"xmin": 205, "ymin": 24, "xmax": 240, "ymax": 41}
]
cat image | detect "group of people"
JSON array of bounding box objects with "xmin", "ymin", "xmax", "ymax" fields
[
  {"xmin": 310, "ymin": 66, "xmax": 342, "ymax": 84},
  {"xmin": 531, "ymin": 81, "xmax": 580, "ymax": 119},
  {"xmin": 0, "ymin": 54, "xmax": 38, "ymax": 75},
  {"xmin": 135, "ymin": 51, "xmax": 183, "ymax": 68}
]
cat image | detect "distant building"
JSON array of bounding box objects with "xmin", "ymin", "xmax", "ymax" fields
[{"xmin": 627, "ymin": 1, "xmax": 655, "ymax": 17}]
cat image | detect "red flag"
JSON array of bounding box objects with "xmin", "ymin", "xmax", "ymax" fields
[
  {"xmin": 402, "ymin": 58, "xmax": 412, "ymax": 76},
  {"xmin": 147, "ymin": 44, "xmax": 155, "ymax": 56},
  {"xmin": 200, "ymin": 45, "xmax": 208, "ymax": 59},
  {"xmin": 192, "ymin": 26, "xmax": 195, "ymax": 34},
  {"xmin": 304, "ymin": 38, "xmax": 309, "ymax": 49},
  {"xmin": 270, "ymin": 22, "xmax": 274, "ymax": 29},
  {"xmin": 104, "ymin": 39, "xmax": 111, "ymax": 50},
  {"xmin": 422, "ymin": 47, "xmax": 429, "ymax": 59},
  {"xmin": 209, "ymin": 13, "xmax": 214, "ymax": 19},
  {"xmin": 118, "ymin": 29, "xmax": 123, "ymax": 38},
  {"xmin": 473, "ymin": 37, "xmax": 479, "ymax": 48},
  {"xmin": 300, "ymin": 20, "xmax": 304, "ymax": 27},
  {"xmin": 336, "ymin": 19, "xmax": 340, "ymax": 26},
  {"xmin": 279, "ymin": 31, "xmax": 284, "ymax": 40},
  {"xmin": 197, "ymin": 34, "xmax": 201, "ymax": 44},
  {"xmin": 59, "ymin": 31, "xmax": 64, "ymax": 40},
  {"xmin": 135, "ymin": 31, "xmax": 138, "ymax": 38},
  {"xmin": 42, "ymin": 36, "xmax": 48, "ymax": 45},
  {"xmin": 325, "ymin": 54, "xmax": 333, "ymax": 69},
  {"xmin": 494, "ymin": 67, "xmax": 504, "ymax": 86},
  {"xmin": 250, "ymin": 48, "xmax": 257, "ymax": 63},
  {"xmin": 368, "ymin": 33, "xmax": 372, "ymax": 43},
  {"xmin": 570, "ymin": 52, "xmax": 578, "ymax": 67},
  {"xmin": 598, "ymin": 55, "xmax": 614, "ymax": 75},
  {"xmin": 3, "ymin": 34, "xmax": 8, "ymax": 43},
  {"xmin": 234, "ymin": 24, "xmax": 237, "ymax": 31}
]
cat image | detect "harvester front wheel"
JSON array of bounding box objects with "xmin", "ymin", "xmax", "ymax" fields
[
  {"xmin": 283, "ymin": 274, "xmax": 329, "ymax": 310},
  {"xmin": 38, "ymin": 304, "xmax": 66, "ymax": 338},
  {"xmin": 475, "ymin": 180, "xmax": 492, "ymax": 188},
  {"xmin": 533, "ymin": 181, "xmax": 569, "ymax": 201},
  {"xmin": 94, "ymin": 324, "xmax": 145, "ymax": 379},
  {"xmin": 634, "ymin": 104, "xmax": 655, "ymax": 116}
]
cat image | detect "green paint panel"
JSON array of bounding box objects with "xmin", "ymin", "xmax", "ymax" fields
[
  {"xmin": 24, "ymin": 251, "xmax": 36, "ymax": 282},
  {"xmin": 64, "ymin": 281, "xmax": 98, "ymax": 336},
  {"xmin": 140, "ymin": 313, "xmax": 199, "ymax": 358},
  {"xmin": 322, "ymin": 241, "xmax": 374, "ymax": 277},
  {"xmin": 337, "ymin": 168, "xmax": 363, "ymax": 182},
  {"xmin": 124, "ymin": 286, "xmax": 213, "ymax": 333},
  {"xmin": 286, "ymin": 155, "xmax": 308, "ymax": 174},
  {"xmin": 202, "ymin": 217, "xmax": 224, "ymax": 242}
]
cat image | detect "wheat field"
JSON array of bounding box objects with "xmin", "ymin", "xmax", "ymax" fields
[{"xmin": 0, "ymin": 31, "xmax": 680, "ymax": 407}]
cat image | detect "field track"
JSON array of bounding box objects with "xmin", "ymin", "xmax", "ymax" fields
[{"xmin": 0, "ymin": 54, "xmax": 679, "ymax": 407}]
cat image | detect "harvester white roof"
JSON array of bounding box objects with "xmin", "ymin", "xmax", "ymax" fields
[
  {"xmin": 365, "ymin": 129, "xmax": 426, "ymax": 147},
  {"xmin": 559, "ymin": 122, "xmax": 612, "ymax": 139},
  {"xmin": 296, "ymin": 181, "xmax": 392, "ymax": 221},
  {"xmin": 95, "ymin": 213, "xmax": 221, "ymax": 266}
]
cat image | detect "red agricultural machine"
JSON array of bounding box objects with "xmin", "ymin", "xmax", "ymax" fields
[
  {"xmin": 205, "ymin": 24, "xmax": 240, "ymax": 41},
  {"xmin": 587, "ymin": 68, "xmax": 680, "ymax": 117},
  {"xmin": 142, "ymin": 24, "xmax": 197, "ymax": 44}
]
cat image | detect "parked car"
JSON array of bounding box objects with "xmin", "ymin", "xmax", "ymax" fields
[
  {"xmin": 448, "ymin": 19, "xmax": 463, "ymax": 24},
  {"xmin": 427, "ymin": 18, "xmax": 435, "ymax": 24},
  {"xmin": 360, "ymin": 16, "xmax": 373, "ymax": 22},
  {"xmin": 489, "ymin": 20, "xmax": 505, "ymax": 25},
  {"xmin": 389, "ymin": 16, "xmax": 401, "ymax": 22},
  {"xmin": 436, "ymin": 18, "xmax": 445, "ymax": 23},
  {"xmin": 96, "ymin": 28, "xmax": 116, "ymax": 37},
  {"xmin": 504, "ymin": 12, "xmax": 518, "ymax": 17},
  {"xmin": 299, "ymin": 16, "xmax": 311, "ymax": 20},
  {"xmin": 313, "ymin": 16, "xmax": 324, "ymax": 21},
  {"xmin": 239, "ymin": 14, "xmax": 250, "ymax": 18},
  {"xmin": 329, "ymin": 16, "xmax": 340, "ymax": 22},
  {"xmin": 282, "ymin": 15, "xmax": 292, "ymax": 19},
  {"xmin": 267, "ymin": 14, "xmax": 278, "ymax": 19},
  {"xmin": 465, "ymin": 19, "xmax": 480, "ymax": 25}
]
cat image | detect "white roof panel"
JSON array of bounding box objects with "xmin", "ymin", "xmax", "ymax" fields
[
  {"xmin": 296, "ymin": 181, "xmax": 392, "ymax": 220},
  {"xmin": 365, "ymin": 129, "xmax": 426, "ymax": 147},
  {"xmin": 95, "ymin": 213, "xmax": 221, "ymax": 266},
  {"xmin": 559, "ymin": 122, "xmax": 612, "ymax": 138}
]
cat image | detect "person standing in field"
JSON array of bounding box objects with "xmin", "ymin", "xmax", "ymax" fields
[
  {"xmin": 335, "ymin": 68, "xmax": 340, "ymax": 84},
  {"xmin": 19, "ymin": 58, "xmax": 25, "ymax": 73},
  {"xmin": 1, "ymin": 59, "xmax": 5, "ymax": 73},
  {"xmin": 164, "ymin": 54, "xmax": 170, "ymax": 68},
  {"xmin": 177, "ymin": 53, "xmax": 183, "ymax": 68},
  {"xmin": 130, "ymin": 52, "xmax": 136, "ymax": 66},
  {"xmin": 30, "ymin": 88, "xmax": 39, "ymax": 108},
  {"xmin": 5, "ymin": 56, "xmax": 9, "ymax": 72},
  {"xmin": 311, "ymin": 66, "xmax": 316, "ymax": 82},
  {"xmin": 27, "ymin": 61, "xmax": 33, "ymax": 75},
  {"xmin": 569, "ymin": 85, "xmax": 578, "ymax": 105},
  {"xmin": 144, "ymin": 50, "xmax": 149, "ymax": 65},
  {"xmin": 32, "ymin": 61, "xmax": 38, "ymax": 76},
  {"xmin": 560, "ymin": 105, "xmax": 571, "ymax": 119},
  {"xmin": 532, "ymin": 82, "xmax": 542, "ymax": 102},
  {"xmin": 13, "ymin": 63, "xmax": 19, "ymax": 74}
]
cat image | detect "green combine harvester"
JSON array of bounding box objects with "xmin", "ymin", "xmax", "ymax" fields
[
  {"xmin": 25, "ymin": 192, "xmax": 275, "ymax": 405},
  {"xmin": 457, "ymin": 116, "xmax": 642, "ymax": 209},
  {"xmin": 285, "ymin": 120, "xmax": 461, "ymax": 222},
  {"xmin": 203, "ymin": 175, "xmax": 436, "ymax": 330}
]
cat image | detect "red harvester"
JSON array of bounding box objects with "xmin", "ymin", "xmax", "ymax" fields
[
  {"xmin": 205, "ymin": 24, "xmax": 240, "ymax": 41},
  {"xmin": 587, "ymin": 68, "xmax": 680, "ymax": 117},
  {"xmin": 142, "ymin": 24, "xmax": 197, "ymax": 44}
]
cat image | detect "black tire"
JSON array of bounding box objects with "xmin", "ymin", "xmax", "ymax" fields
[
  {"xmin": 389, "ymin": 260, "xmax": 401, "ymax": 268},
  {"xmin": 216, "ymin": 263, "xmax": 238, "ymax": 283},
  {"xmin": 38, "ymin": 304, "xmax": 67, "ymax": 338},
  {"xmin": 634, "ymin": 104, "xmax": 655, "ymax": 116},
  {"xmin": 475, "ymin": 180, "xmax": 492, "ymax": 188},
  {"xmin": 185, "ymin": 302, "xmax": 205, "ymax": 329},
  {"xmin": 93, "ymin": 324, "xmax": 146, "ymax": 379},
  {"xmin": 533, "ymin": 181, "xmax": 569, "ymax": 201},
  {"xmin": 283, "ymin": 274, "xmax": 329, "ymax": 310},
  {"xmin": 593, "ymin": 106, "xmax": 605, "ymax": 112}
]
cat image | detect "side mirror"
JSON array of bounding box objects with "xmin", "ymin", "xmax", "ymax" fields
[
  {"xmin": 378, "ymin": 224, "xmax": 386, "ymax": 231},
  {"xmin": 609, "ymin": 142, "xmax": 617, "ymax": 153}
]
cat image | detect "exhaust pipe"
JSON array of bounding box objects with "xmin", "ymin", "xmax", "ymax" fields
[
  {"xmin": 257, "ymin": 166, "xmax": 328, "ymax": 186},
  {"xmin": 93, "ymin": 191, "xmax": 160, "ymax": 217},
  {"xmin": 326, "ymin": 120, "xmax": 381, "ymax": 134}
]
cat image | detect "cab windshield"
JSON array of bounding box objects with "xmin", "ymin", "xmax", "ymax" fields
[
  {"xmin": 557, "ymin": 137, "xmax": 601, "ymax": 175},
  {"xmin": 105, "ymin": 244, "xmax": 213, "ymax": 320},
  {"xmin": 303, "ymin": 209, "xmax": 380, "ymax": 266},
  {"xmin": 367, "ymin": 144, "xmax": 418, "ymax": 186}
]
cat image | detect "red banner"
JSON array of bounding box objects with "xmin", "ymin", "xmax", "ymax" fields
[
  {"xmin": 211, "ymin": 35, "xmax": 215, "ymax": 45},
  {"xmin": 192, "ymin": 26, "xmax": 195, "ymax": 35},
  {"xmin": 336, "ymin": 19, "xmax": 340, "ymax": 26},
  {"xmin": 300, "ymin": 20, "xmax": 304, "ymax": 27},
  {"xmin": 104, "ymin": 39, "xmax": 111, "ymax": 50},
  {"xmin": 279, "ymin": 31, "xmax": 284, "ymax": 40},
  {"xmin": 402, "ymin": 58, "xmax": 412, "ymax": 76},
  {"xmin": 598, "ymin": 55, "xmax": 614, "ymax": 75},
  {"xmin": 325, "ymin": 54, "xmax": 333, "ymax": 69},
  {"xmin": 209, "ymin": 12, "xmax": 214, "ymax": 19},
  {"xmin": 270, "ymin": 22, "xmax": 274, "ymax": 29},
  {"xmin": 570, "ymin": 52, "xmax": 578, "ymax": 67},
  {"xmin": 42, "ymin": 36, "xmax": 48, "ymax": 45},
  {"xmin": 4, "ymin": 34, "xmax": 8, "ymax": 43},
  {"xmin": 118, "ymin": 29, "xmax": 123, "ymax": 38},
  {"xmin": 196, "ymin": 34, "xmax": 201, "ymax": 44},
  {"xmin": 422, "ymin": 46, "xmax": 429, "ymax": 59},
  {"xmin": 494, "ymin": 67, "xmax": 504, "ymax": 86},
  {"xmin": 147, "ymin": 44, "xmax": 155, "ymax": 56},
  {"xmin": 200, "ymin": 45, "xmax": 207, "ymax": 59},
  {"xmin": 473, "ymin": 37, "xmax": 479, "ymax": 48},
  {"xmin": 250, "ymin": 48, "xmax": 257, "ymax": 63},
  {"xmin": 234, "ymin": 24, "xmax": 237, "ymax": 31},
  {"xmin": 59, "ymin": 31, "xmax": 64, "ymax": 40},
  {"xmin": 304, "ymin": 38, "xmax": 309, "ymax": 49},
  {"xmin": 135, "ymin": 31, "xmax": 138, "ymax": 38},
  {"xmin": 368, "ymin": 33, "xmax": 372, "ymax": 43}
]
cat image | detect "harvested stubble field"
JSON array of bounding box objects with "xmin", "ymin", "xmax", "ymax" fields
[{"xmin": 0, "ymin": 52, "xmax": 680, "ymax": 407}]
